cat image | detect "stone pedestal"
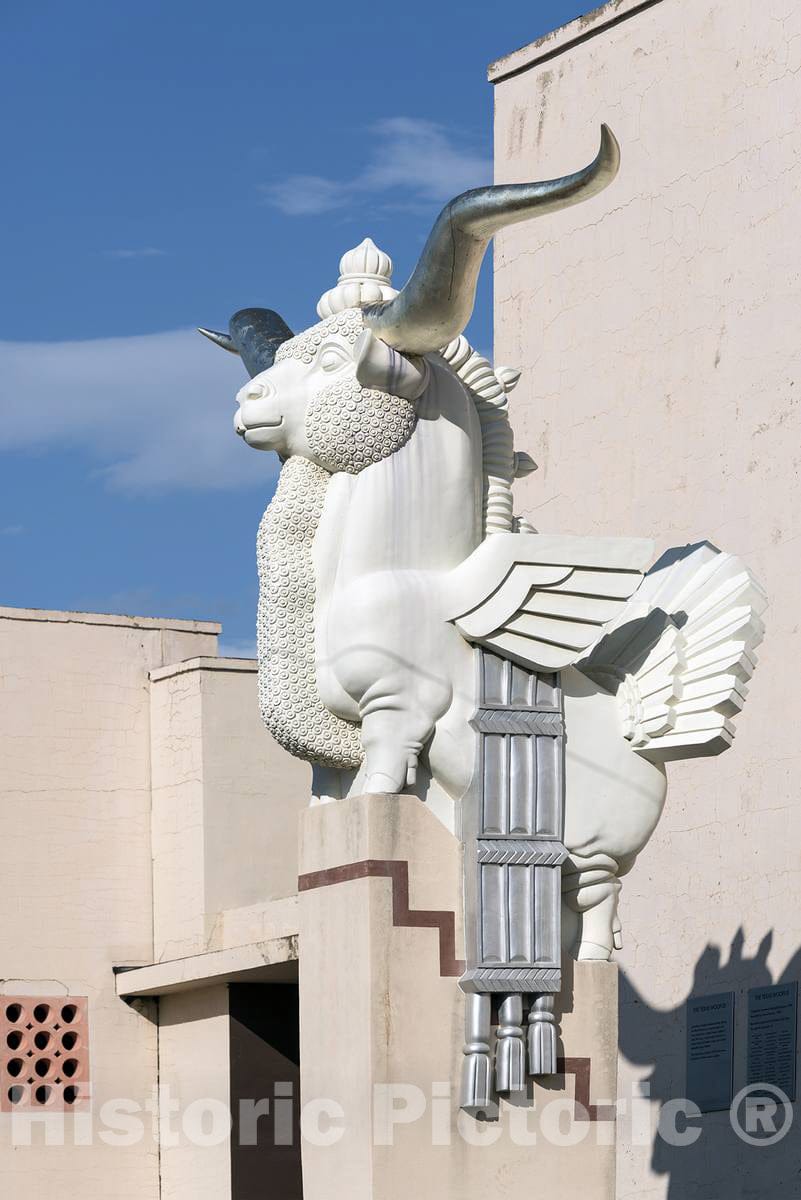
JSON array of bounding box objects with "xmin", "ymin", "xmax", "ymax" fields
[{"xmin": 298, "ymin": 793, "xmax": 618, "ymax": 1200}]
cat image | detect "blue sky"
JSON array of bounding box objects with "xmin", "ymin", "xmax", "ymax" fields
[{"xmin": 1, "ymin": 0, "xmax": 592, "ymax": 653}]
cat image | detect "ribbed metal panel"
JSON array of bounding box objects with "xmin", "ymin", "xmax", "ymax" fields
[{"xmin": 463, "ymin": 649, "xmax": 566, "ymax": 992}]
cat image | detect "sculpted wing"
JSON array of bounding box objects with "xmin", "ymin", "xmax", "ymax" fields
[
  {"xmin": 578, "ymin": 541, "xmax": 767, "ymax": 760},
  {"xmin": 445, "ymin": 533, "xmax": 655, "ymax": 671}
]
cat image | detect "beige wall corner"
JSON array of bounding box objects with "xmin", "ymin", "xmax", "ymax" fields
[
  {"xmin": 298, "ymin": 794, "xmax": 617, "ymax": 1200},
  {"xmin": 150, "ymin": 657, "xmax": 309, "ymax": 962}
]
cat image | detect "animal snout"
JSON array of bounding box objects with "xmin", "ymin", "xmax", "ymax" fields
[
  {"xmin": 235, "ymin": 378, "xmax": 285, "ymax": 435},
  {"xmin": 237, "ymin": 378, "xmax": 273, "ymax": 404},
  {"xmin": 235, "ymin": 379, "xmax": 285, "ymax": 440}
]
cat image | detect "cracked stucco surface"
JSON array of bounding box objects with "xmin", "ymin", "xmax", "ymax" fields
[
  {"xmin": 495, "ymin": 1, "xmax": 801, "ymax": 1195},
  {"xmin": 0, "ymin": 614, "xmax": 216, "ymax": 1195}
]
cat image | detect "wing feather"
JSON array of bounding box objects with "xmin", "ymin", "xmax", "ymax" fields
[
  {"xmin": 578, "ymin": 542, "xmax": 767, "ymax": 760},
  {"xmin": 445, "ymin": 532, "xmax": 655, "ymax": 671}
]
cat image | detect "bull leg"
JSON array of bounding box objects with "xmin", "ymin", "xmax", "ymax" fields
[
  {"xmin": 359, "ymin": 706, "xmax": 435, "ymax": 794},
  {"xmin": 610, "ymin": 850, "xmax": 637, "ymax": 951},
  {"xmin": 562, "ymin": 858, "xmax": 622, "ymax": 961}
]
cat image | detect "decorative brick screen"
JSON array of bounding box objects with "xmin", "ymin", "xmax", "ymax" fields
[{"xmin": 1, "ymin": 997, "xmax": 90, "ymax": 1112}]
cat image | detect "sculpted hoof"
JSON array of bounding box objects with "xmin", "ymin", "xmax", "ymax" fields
[
  {"xmin": 576, "ymin": 940, "xmax": 615, "ymax": 962},
  {"xmin": 364, "ymin": 773, "xmax": 405, "ymax": 795},
  {"xmin": 364, "ymin": 751, "xmax": 419, "ymax": 796}
]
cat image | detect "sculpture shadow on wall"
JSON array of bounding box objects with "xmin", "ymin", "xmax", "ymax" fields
[{"xmin": 618, "ymin": 929, "xmax": 801, "ymax": 1198}]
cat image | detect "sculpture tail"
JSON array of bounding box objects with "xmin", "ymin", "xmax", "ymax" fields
[{"xmin": 579, "ymin": 542, "xmax": 767, "ymax": 761}]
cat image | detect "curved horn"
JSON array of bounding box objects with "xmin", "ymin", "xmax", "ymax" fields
[
  {"xmin": 197, "ymin": 308, "xmax": 294, "ymax": 378},
  {"xmin": 362, "ymin": 125, "xmax": 620, "ymax": 354}
]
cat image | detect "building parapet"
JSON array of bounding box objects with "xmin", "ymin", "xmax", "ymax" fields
[
  {"xmin": 488, "ymin": 0, "xmax": 665, "ymax": 82},
  {"xmin": 0, "ymin": 603, "xmax": 221, "ymax": 635}
]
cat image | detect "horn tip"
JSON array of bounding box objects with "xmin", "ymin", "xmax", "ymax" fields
[
  {"xmin": 599, "ymin": 124, "xmax": 621, "ymax": 172},
  {"xmin": 197, "ymin": 327, "xmax": 239, "ymax": 354}
]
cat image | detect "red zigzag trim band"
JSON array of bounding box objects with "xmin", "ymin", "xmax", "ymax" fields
[
  {"xmin": 298, "ymin": 861, "xmax": 614, "ymax": 1122},
  {"xmin": 298, "ymin": 858, "xmax": 465, "ymax": 977},
  {"xmin": 557, "ymin": 1057, "xmax": 617, "ymax": 1122}
]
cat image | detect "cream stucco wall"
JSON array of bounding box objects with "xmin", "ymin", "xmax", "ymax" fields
[
  {"xmin": 150, "ymin": 655, "xmax": 309, "ymax": 962},
  {"xmin": 0, "ymin": 607, "xmax": 217, "ymax": 1197},
  {"xmin": 159, "ymin": 986, "xmax": 232, "ymax": 1200},
  {"xmin": 493, "ymin": 2, "xmax": 801, "ymax": 1195},
  {"xmin": 0, "ymin": 606, "xmax": 306, "ymax": 1197}
]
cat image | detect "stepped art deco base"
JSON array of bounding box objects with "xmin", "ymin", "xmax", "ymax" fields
[{"xmin": 298, "ymin": 792, "xmax": 618, "ymax": 1200}]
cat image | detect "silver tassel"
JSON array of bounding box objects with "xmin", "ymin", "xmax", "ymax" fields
[
  {"xmin": 460, "ymin": 993, "xmax": 493, "ymax": 1115},
  {"xmin": 495, "ymin": 994, "xmax": 526, "ymax": 1095},
  {"xmin": 527, "ymin": 993, "xmax": 558, "ymax": 1076}
]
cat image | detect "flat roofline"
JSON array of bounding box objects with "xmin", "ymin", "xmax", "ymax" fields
[
  {"xmin": 0, "ymin": 604, "xmax": 221, "ymax": 635},
  {"xmin": 150, "ymin": 655, "xmax": 257, "ymax": 682},
  {"xmin": 488, "ymin": 0, "xmax": 664, "ymax": 82}
]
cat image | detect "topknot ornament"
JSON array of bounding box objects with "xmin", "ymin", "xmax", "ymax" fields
[{"xmin": 317, "ymin": 238, "xmax": 398, "ymax": 318}]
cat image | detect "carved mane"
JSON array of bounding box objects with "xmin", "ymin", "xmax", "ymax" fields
[{"xmin": 440, "ymin": 335, "xmax": 520, "ymax": 535}]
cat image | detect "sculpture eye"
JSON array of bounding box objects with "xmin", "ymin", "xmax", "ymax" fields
[{"xmin": 319, "ymin": 346, "xmax": 349, "ymax": 373}]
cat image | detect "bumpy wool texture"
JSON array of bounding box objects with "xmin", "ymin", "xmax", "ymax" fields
[
  {"xmin": 275, "ymin": 308, "xmax": 364, "ymax": 364},
  {"xmin": 257, "ymin": 456, "xmax": 363, "ymax": 769},
  {"xmin": 275, "ymin": 307, "xmax": 417, "ymax": 474},
  {"xmin": 305, "ymin": 377, "xmax": 417, "ymax": 474}
]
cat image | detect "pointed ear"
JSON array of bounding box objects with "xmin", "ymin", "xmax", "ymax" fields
[{"xmin": 354, "ymin": 329, "xmax": 429, "ymax": 401}]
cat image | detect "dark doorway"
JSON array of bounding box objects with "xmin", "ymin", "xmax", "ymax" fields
[{"xmin": 229, "ymin": 983, "xmax": 302, "ymax": 1199}]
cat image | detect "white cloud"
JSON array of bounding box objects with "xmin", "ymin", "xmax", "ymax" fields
[
  {"xmin": 0, "ymin": 330, "xmax": 279, "ymax": 493},
  {"xmin": 263, "ymin": 175, "xmax": 349, "ymax": 217},
  {"xmin": 362, "ymin": 118, "xmax": 490, "ymax": 199},
  {"xmin": 104, "ymin": 247, "xmax": 167, "ymax": 260},
  {"xmin": 261, "ymin": 117, "xmax": 489, "ymax": 216}
]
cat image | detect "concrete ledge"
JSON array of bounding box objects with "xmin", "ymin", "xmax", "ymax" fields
[
  {"xmin": 488, "ymin": 0, "xmax": 665, "ymax": 82},
  {"xmin": 115, "ymin": 935, "xmax": 298, "ymax": 998},
  {"xmin": 149, "ymin": 655, "xmax": 257, "ymax": 683},
  {"xmin": 0, "ymin": 604, "xmax": 221, "ymax": 634}
]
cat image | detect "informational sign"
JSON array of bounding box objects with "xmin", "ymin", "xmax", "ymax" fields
[
  {"xmin": 686, "ymin": 992, "xmax": 735, "ymax": 1113},
  {"xmin": 747, "ymin": 982, "xmax": 798, "ymax": 1102}
]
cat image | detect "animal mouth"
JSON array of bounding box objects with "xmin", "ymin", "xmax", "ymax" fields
[{"xmin": 244, "ymin": 418, "xmax": 284, "ymax": 430}]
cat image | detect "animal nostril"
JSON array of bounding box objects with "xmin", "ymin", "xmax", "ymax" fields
[{"xmin": 245, "ymin": 382, "xmax": 266, "ymax": 399}]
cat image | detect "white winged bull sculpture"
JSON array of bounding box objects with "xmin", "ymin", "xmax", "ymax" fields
[{"xmin": 201, "ymin": 126, "xmax": 765, "ymax": 1106}]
